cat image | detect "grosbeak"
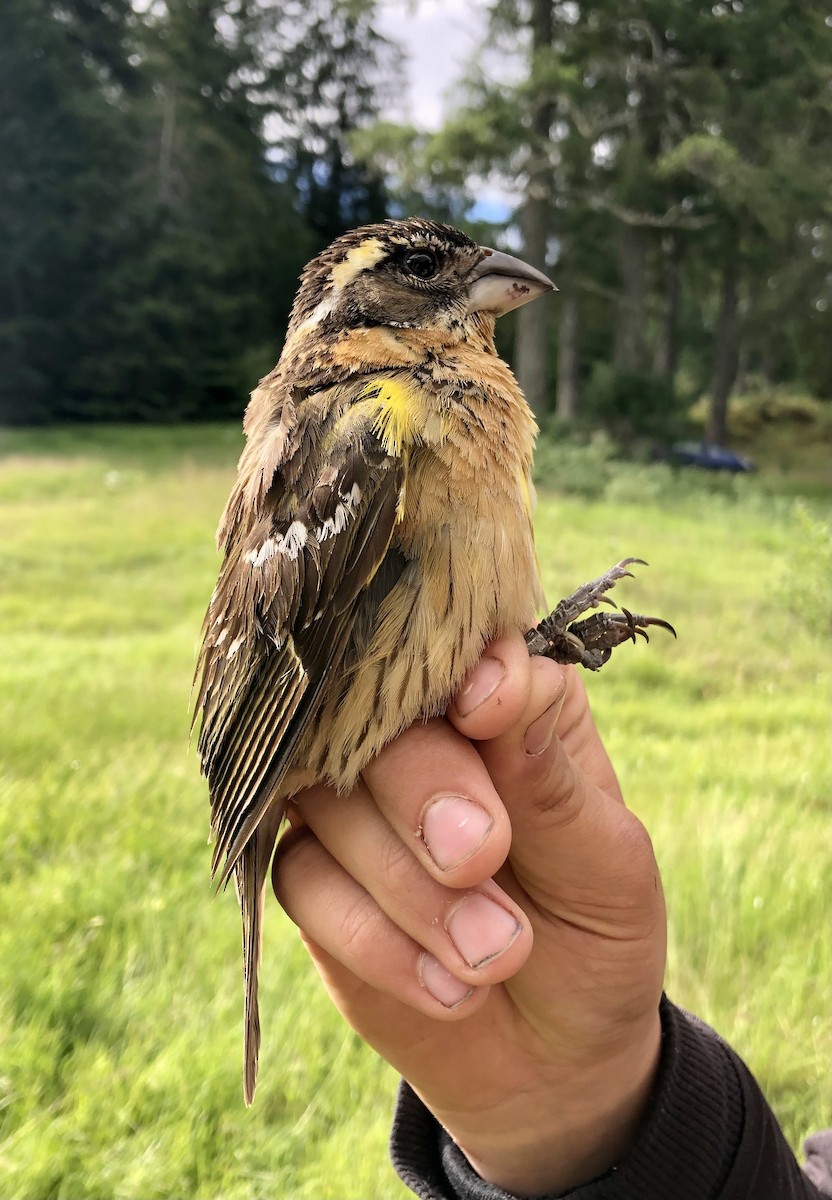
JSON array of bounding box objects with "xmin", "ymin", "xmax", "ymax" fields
[{"xmin": 194, "ymin": 218, "xmax": 671, "ymax": 1103}]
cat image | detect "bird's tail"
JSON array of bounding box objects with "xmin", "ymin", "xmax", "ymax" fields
[{"xmin": 234, "ymin": 805, "xmax": 284, "ymax": 1106}]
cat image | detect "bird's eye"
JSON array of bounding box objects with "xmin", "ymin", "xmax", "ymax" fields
[{"xmin": 404, "ymin": 251, "xmax": 438, "ymax": 279}]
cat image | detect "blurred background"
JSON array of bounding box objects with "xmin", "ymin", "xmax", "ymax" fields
[
  {"xmin": 0, "ymin": 2, "xmax": 830, "ymax": 1198},
  {"xmin": 2, "ymin": 0, "xmax": 831, "ymax": 444}
]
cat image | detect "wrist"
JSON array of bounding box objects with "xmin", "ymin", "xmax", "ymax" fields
[{"xmin": 447, "ymin": 1011, "xmax": 662, "ymax": 1196}]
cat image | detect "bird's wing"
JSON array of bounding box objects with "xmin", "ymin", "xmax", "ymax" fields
[{"xmin": 194, "ymin": 376, "xmax": 409, "ymax": 888}]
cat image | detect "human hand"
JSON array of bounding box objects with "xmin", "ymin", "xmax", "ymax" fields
[{"xmin": 273, "ymin": 631, "xmax": 666, "ymax": 1195}]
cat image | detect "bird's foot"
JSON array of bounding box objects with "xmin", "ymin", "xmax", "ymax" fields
[{"xmin": 525, "ymin": 558, "xmax": 676, "ymax": 672}]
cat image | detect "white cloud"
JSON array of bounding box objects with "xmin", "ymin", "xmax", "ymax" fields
[
  {"xmin": 375, "ymin": 0, "xmax": 522, "ymax": 221},
  {"xmin": 376, "ymin": 0, "xmax": 488, "ymax": 131}
]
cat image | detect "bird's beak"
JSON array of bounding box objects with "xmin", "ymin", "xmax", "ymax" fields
[{"xmin": 467, "ymin": 248, "xmax": 556, "ymax": 316}]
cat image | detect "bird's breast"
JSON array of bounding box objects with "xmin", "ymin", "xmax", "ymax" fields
[{"xmin": 285, "ymin": 356, "xmax": 543, "ymax": 795}]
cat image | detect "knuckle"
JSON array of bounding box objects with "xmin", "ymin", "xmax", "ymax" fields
[
  {"xmin": 609, "ymin": 812, "xmax": 663, "ymax": 912},
  {"xmin": 616, "ymin": 813, "xmax": 658, "ymax": 876},
  {"xmin": 378, "ymin": 832, "xmax": 418, "ymax": 885},
  {"xmin": 338, "ymin": 891, "xmax": 383, "ymax": 958},
  {"xmin": 531, "ymin": 655, "xmax": 567, "ymax": 710},
  {"xmin": 271, "ymin": 827, "xmax": 317, "ymax": 901},
  {"xmin": 530, "ymin": 752, "xmax": 582, "ymax": 826}
]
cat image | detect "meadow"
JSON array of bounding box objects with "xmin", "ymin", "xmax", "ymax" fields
[{"xmin": 0, "ymin": 422, "xmax": 829, "ymax": 1199}]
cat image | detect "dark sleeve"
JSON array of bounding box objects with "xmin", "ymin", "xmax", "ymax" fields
[{"xmin": 390, "ymin": 997, "xmax": 831, "ymax": 1200}]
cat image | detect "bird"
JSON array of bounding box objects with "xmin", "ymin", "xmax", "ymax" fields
[{"xmin": 193, "ymin": 217, "xmax": 672, "ymax": 1104}]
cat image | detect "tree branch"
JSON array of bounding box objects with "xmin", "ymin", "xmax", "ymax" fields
[
  {"xmin": 560, "ymin": 97, "xmax": 632, "ymax": 142},
  {"xmin": 591, "ymin": 195, "xmax": 716, "ymax": 230}
]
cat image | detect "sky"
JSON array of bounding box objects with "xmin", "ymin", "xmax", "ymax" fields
[
  {"xmin": 375, "ymin": 0, "xmax": 516, "ymax": 221},
  {"xmin": 375, "ymin": 0, "xmax": 487, "ymax": 131}
]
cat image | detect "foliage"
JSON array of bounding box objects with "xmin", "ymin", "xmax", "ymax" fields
[
  {"xmin": 254, "ymin": 0, "xmax": 395, "ymax": 243},
  {"xmin": 581, "ymin": 363, "xmax": 683, "ymax": 442},
  {"xmin": 3, "ymin": 0, "xmax": 831, "ymax": 434},
  {"xmin": 532, "ymin": 424, "xmax": 803, "ymax": 506},
  {"xmin": 778, "ymin": 500, "xmax": 832, "ymax": 631},
  {"xmin": 0, "ymin": 0, "xmax": 391, "ymax": 425},
  {"xmin": 689, "ymin": 384, "xmax": 832, "ymax": 440},
  {"xmin": 0, "ymin": 424, "xmax": 829, "ymax": 1197},
  {"xmin": 353, "ymin": 0, "xmax": 832, "ymax": 429},
  {"xmin": 532, "ymin": 427, "xmax": 619, "ymax": 498},
  {"xmin": 0, "ymin": 0, "xmax": 139, "ymax": 423}
]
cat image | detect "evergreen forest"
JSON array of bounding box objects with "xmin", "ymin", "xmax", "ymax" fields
[{"xmin": 2, "ymin": 0, "xmax": 830, "ymax": 446}]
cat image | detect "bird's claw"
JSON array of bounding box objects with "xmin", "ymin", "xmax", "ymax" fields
[{"xmin": 526, "ymin": 559, "xmax": 676, "ymax": 672}]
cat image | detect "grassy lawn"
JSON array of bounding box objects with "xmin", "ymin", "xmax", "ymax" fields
[{"xmin": 0, "ymin": 422, "xmax": 829, "ymax": 1199}]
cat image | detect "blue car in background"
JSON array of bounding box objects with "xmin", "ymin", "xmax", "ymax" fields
[{"xmin": 669, "ymin": 441, "xmax": 756, "ymax": 473}]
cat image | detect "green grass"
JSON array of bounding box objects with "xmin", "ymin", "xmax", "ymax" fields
[{"xmin": 0, "ymin": 423, "xmax": 829, "ymax": 1198}]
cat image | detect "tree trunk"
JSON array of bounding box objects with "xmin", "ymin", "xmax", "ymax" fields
[
  {"xmin": 653, "ymin": 234, "xmax": 680, "ymax": 379},
  {"xmin": 707, "ymin": 251, "xmax": 741, "ymax": 444},
  {"xmin": 760, "ymin": 336, "xmax": 779, "ymax": 385},
  {"xmin": 734, "ymin": 340, "xmax": 751, "ymax": 393},
  {"xmin": 609, "ymin": 224, "xmax": 648, "ymax": 369},
  {"xmin": 157, "ymin": 87, "xmax": 176, "ymax": 208},
  {"xmin": 515, "ymin": 0, "xmax": 554, "ymax": 418},
  {"xmin": 555, "ymin": 292, "xmax": 580, "ymax": 420},
  {"xmin": 516, "ymin": 190, "xmax": 552, "ymax": 417},
  {"xmin": 613, "ymin": 224, "xmax": 648, "ymax": 372}
]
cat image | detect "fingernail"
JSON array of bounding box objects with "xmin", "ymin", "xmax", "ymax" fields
[
  {"xmin": 419, "ymin": 952, "xmax": 475, "ymax": 1009},
  {"xmin": 420, "ymin": 795, "xmax": 493, "ymax": 870},
  {"xmin": 456, "ymin": 655, "xmax": 505, "ymax": 717},
  {"xmin": 446, "ymin": 895, "xmax": 522, "ymax": 969},
  {"xmin": 523, "ymin": 699, "xmax": 562, "ymax": 757}
]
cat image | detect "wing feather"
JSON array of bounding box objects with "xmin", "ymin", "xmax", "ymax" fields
[
  {"xmin": 195, "ymin": 377, "xmax": 408, "ymax": 887},
  {"xmin": 210, "ymin": 648, "xmax": 306, "ymax": 875},
  {"xmin": 333, "ymin": 478, "xmax": 402, "ymax": 615}
]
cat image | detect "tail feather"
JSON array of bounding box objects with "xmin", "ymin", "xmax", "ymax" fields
[{"xmin": 235, "ymin": 805, "xmax": 284, "ymax": 1106}]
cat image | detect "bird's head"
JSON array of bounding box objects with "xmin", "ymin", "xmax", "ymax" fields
[{"xmin": 286, "ymin": 217, "xmax": 554, "ymax": 344}]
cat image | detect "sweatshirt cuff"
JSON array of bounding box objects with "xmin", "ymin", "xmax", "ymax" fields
[{"xmin": 391, "ymin": 997, "xmax": 747, "ymax": 1200}]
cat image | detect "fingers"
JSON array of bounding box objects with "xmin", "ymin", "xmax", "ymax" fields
[
  {"xmin": 360, "ymin": 717, "xmax": 512, "ymax": 887},
  {"xmin": 448, "ymin": 630, "xmax": 614, "ymax": 798},
  {"xmin": 457, "ymin": 657, "xmax": 666, "ymax": 1034},
  {"xmin": 444, "ymin": 628, "xmax": 658, "ymax": 933},
  {"xmin": 479, "ymin": 664, "xmax": 662, "ymax": 936},
  {"xmin": 271, "ymin": 646, "xmax": 546, "ymax": 1023},
  {"xmin": 273, "ymin": 629, "xmax": 660, "ymax": 1030},
  {"xmin": 447, "ymin": 628, "xmax": 536, "ymax": 742},
  {"xmin": 274, "ymin": 825, "xmax": 488, "ymax": 1017},
  {"xmin": 273, "ymin": 797, "xmax": 531, "ymax": 1018}
]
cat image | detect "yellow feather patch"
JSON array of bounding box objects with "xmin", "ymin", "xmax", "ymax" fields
[
  {"xmin": 330, "ymin": 237, "xmax": 387, "ymax": 292},
  {"xmin": 287, "ymin": 239, "xmax": 390, "ymax": 350},
  {"xmin": 353, "ymin": 376, "xmax": 445, "ymax": 457},
  {"xmin": 517, "ymin": 468, "xmax": 537, "ymax": 517}
]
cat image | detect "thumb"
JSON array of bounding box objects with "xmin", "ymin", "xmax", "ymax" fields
[{"xmin": 479, "ymin": 665, "xmax": 658, "ymax": 933}]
